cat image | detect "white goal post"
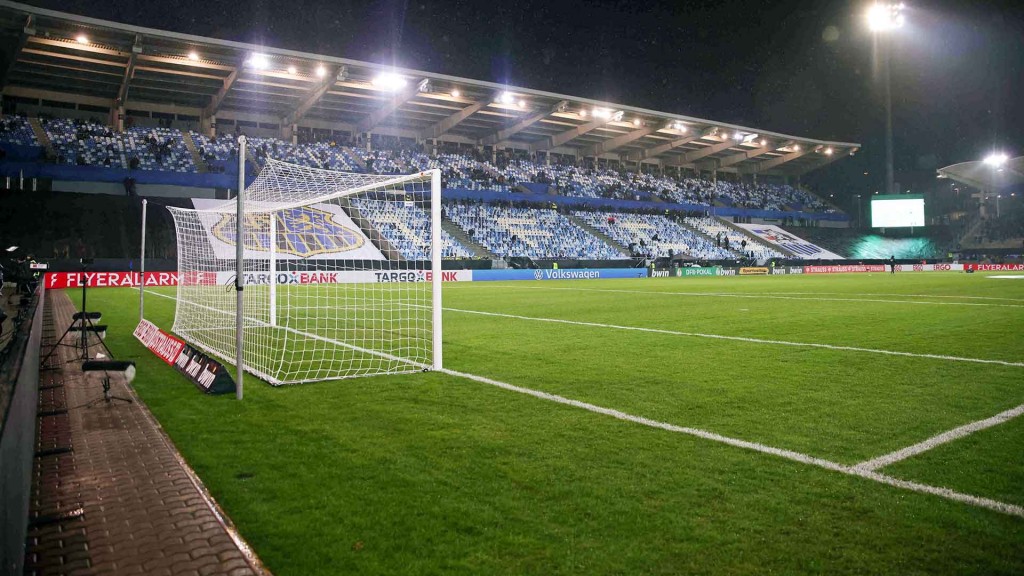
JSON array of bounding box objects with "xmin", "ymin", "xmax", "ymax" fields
[{"xmin": 166, "ymin": 143, "xmax": 442, "ymax": 388}]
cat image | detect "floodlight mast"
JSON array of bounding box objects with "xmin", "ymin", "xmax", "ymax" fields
[{"xmin": 868, "ymin": 2, "xmax": 905, "ymax": 197}]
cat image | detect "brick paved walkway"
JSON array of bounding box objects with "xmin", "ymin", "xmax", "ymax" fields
[{"xmin": 25, "ymin": 290, "xmax": 267, "ymax": 576}]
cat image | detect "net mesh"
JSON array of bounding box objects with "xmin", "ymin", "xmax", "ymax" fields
[{"xmin": 167, "ymin": 157, "xmax": 440, "ymax": 385}]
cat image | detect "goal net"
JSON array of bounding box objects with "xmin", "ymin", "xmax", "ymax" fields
[{"xmin": 166, "ymin": 157, "xmax": 442, "ymax": 385}]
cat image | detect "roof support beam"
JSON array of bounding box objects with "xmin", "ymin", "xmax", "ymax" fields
[
  {"xmin": 355, "ymin": 78, "xmax": 424, "ymax": 133},
  {"xmin": 785, "ymin": 146, "xmax": 859, "ymax": 177},
  {"xmin": 203, "ymin": 64, "xmax": 240, "ymax": 118},
  {"xmin": 478, "ymin": 100, "xmax": 567, "ymax": 147},
  {"xmin": 283, "ymin": 66, "xmax": 340, "ymax": 127},
  {"xmin": 582, "ymin": 124, "xmax": 657, "ymax": 158},
  {"xmin": 116, "ymin": 35, "xmax": 141, "ymax": 108},
  {"xmin": 0, "ymin": 15, "xmax": 33, "ymax": 90},
  {"xmin": 716, "ymin": 140, "xmax": 795, "ymax": 169},
  {"xmin": 669, "ymin": 137, "xmax": 737, "ymax": 167},
  {"xmin": 748, "ymin": 145, "xmax": 820, "ymax": 174},
  {"xmin": 419, "ymin": 98, "xmax": 487, "ymax": 140},
  {"xmin": 531, "ymin": 115, "xmax": 613, "ymax": 153},
  {"xmin": 625, "ymin": 127, "xmax": 709, "ymax": 162}
]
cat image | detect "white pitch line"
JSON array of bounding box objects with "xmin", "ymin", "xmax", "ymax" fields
[
  {"xmin": 468, "ymin": 284, "xmax": 1024, "ymax": 308},
  {"xmin": 447, "ymin": 307, "xmax": 1024, "ymax": 368},
  {"xmin": 726, "ymin": 291, "xmax": 1024, "ymax": 303},
  {"xmin": 854, "ymin": 403, "xmax": 1024, "ymax": 472},
  {"xmin": 441, "ymin": 367, "xmax": 1024, "ymax": 519}
]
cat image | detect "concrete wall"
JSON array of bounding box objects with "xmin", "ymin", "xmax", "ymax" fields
[
  {"xmin": 0, "ymin": 288, "xmax": 44, "ymax": 576},
  {"xmin": 52, "ymin": 180, "xmax": 219, "ymax": 198}
]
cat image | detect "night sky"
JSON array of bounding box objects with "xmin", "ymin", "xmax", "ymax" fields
[{"xmin": 24, "ymin": 0, "xmax": 1024, "ymax": 199}]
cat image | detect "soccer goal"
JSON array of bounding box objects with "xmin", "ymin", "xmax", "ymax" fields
[{"xmin": 166, "ymin": 149, "xmax": 442, "ymax": 387}]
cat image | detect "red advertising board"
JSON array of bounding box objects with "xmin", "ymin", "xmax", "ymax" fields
[
  {"xmin": 132, "ymin": 319, "xmax": 186, "ymax": 365},
  {"xmin": 964, "ymin": 264, "xmax": 1024, "ymax": 272},
  {"xmin": 45, "ymin": 271, "xmax": 179, "ymax": 289},
  {"xmin": 804, "ymin": 265, "xmax": 886, "ymax": 274}
]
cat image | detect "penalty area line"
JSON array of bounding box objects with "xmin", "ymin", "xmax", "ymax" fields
[
  {"xmin": 854, "ymin": 402, "xmax": 1024, "ymax": 472},
  {"xmin": 462, "ymin": 284, "xmax": 1024, "ymax": 309},
  {"xmin": 445, "ymin": 307, "xmax": 1024, "ymax": 368},
  {"xmin": 439, "ymin": 367, "xmax": 1024, "ymax": 519}
]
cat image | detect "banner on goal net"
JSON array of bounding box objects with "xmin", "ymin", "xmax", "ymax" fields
[{"xmin": 191, "ymin": 198, "xmax": 386, "ymax": 261}]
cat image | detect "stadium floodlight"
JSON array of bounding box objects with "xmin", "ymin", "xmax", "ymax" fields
[
  {"xmin": 315, "ymin": 65, "xmax": 326, "ymax": 78},
  {"xmin": 592, "ymin": 108, "xmax": 614, "ymax": 120},
  {"xmin": 579, "ymin": 109, "xmax": 588, "ymax": 118},
  {"xmin": 247, "ymin": 53, "xmax": 270, "ymax": 70},
  {"xmin": 5, "ymin": 246, "xmax": 17, "ymax": 252},
  {"xmin": 793, "ymin": 144, "xmax": 801, "ymax": 151},
  {"xmin": 287, "ymin": 65, "xmax": 297, "ymax": 75},
  {"xmin": 76, "ymin": 34, "xmax": 89, "ymax": 44},
  {"xmin": 187, "ymin": 51, "xmax": 199, "ymax": 61},
  {"xmin": 983, "ymin": 153, "xmax": 1009, "ymax": 168},
  {"xmin": 733, "ymin": 132, "xmax": 745, "ymax": 141},
  {"xmin": 825, "ymin": 148, "xmax": 834, "ymax": 156},
  {"xmin": 867, "ymin": 2, "xmax": 905, "ymax": 32},
  {"xmin": 372, "ymin": 72, "xmax": 408, "ymax": 91},
  {"xmin": 760, "ymin": 138, "xmax": 768, "ymax": 146},
  {"xmin": 450, "ymin": 88, "xmax": 460, "ymax": 98},
  {"xmin": 672, "ymin": 122, "xmax": 687, "ymax": 133},
  {"xmin": 632, "ymin": 118, "xmax": 642, "ymax": 126},
  {"xmin": 517, "ymin": 99, "xmax": 526, "ymax": 108}
]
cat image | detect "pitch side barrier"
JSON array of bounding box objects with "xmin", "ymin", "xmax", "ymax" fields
[
  {"xmin": 43, "ymin": 262, "xmax": 991, "ymax": 289},
  {"xmin": 649, "ymin": 263, "xmax": 969, "ymax": 277}
]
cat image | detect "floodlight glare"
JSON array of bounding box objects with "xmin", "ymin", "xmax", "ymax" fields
[
  {"xmin": 187, "ymin": 51, "xmax": 199, "ymax": 61},
  {"xmin": 5, "ymin": 246, "xmax": 18, "ymax": 252},
  {"xmin": 76, "ymin": 34, "xmax": 89, "ymax": 44},
  {"xmin": 579, "ymin": 109, "xmax": 588, "ymax": 118},
  {"xmin": 633, "ymin": 118, "xmax": 642, "ymax": 126},
  {"xmin": 983, "ymin": 153, "xmax": 1009, "ymax": 168},
  {"xmin": 496, "ymin": 91, "xmax": 515, "ymax": 104},
  {"xmin": 373, "ymin": 73, "xmax": 408, "ymax": 91},
  {"xmin": 287, "ymin": 65, "xmax": 297, "ymax": 75},
  {"xmin": 315, "ymin": 65, "xmax": 326, "ymax": 78},
  {"xmin": 760, "ymin": 138, "xmax": 768, "ymax": 146},
  {"xmin": 517, "ymin": 99, "xmax": 526, "ymax": 108},
  {"xmin": 867, "ymin": 2, "xmax": 905, "ymax": 32},
  {"xmin": 793, "ymin": 144, "xmax": 801, "ymax": 151},
  {"xmin": 247, "ymin": 53, "xmax": 270, "ymax": 70},
  {"xmin": 450, "ymin": 88, "xmax": 460, "ymax": 98},
  {"xmin": 825, "ymin": 147, "xmax": 834, "ymax": 156}
]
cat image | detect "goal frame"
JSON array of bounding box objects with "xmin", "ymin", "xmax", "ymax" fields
[{"xmin": 172, "ymin": 136, "xmax": 443, "ymax": 397}]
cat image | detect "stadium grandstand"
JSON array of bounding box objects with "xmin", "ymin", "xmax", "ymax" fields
[{"xmin": 0, "ymin": 0, "xmax": 870, "ymax": 271}]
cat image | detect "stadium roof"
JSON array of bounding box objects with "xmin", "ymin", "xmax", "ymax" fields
[
  {"xmin": 937, "ymin": 156, "xmax": 1024, "ymax": 192},
  {"xmin": 0, "ymin": 0, "xmax": 860, "ymax": 177}
]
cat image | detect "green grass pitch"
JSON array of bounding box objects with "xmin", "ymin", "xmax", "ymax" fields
[{"xmin": 80, "ymin": 272, "xmax": 1024, "ymax": 575}]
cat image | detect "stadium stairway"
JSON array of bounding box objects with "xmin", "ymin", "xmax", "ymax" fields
[
  {"xmin": 28, "ymin": 117, "xmax": 54, "ymax": 158},
  {"xmin": 344, "ymin": 147, "xmax": 367, "ymax": 171},
  {"xmin": 441, "ymin": 219, "xmax": 497, "ymax": 258},
  {"xmin": 181, "ymin": 132, "xmax": 208, "ymax": 173},
  {"xmin": 714, "ymin": 216, "xmax": 798, "ymax": 258},
  {"xmin": 336, "ymin": 198, "xmax": 405, "ymax": 260},
  {"xmin": 564, "ymin": 213, "xmax": 632, "ymax": 257}
]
